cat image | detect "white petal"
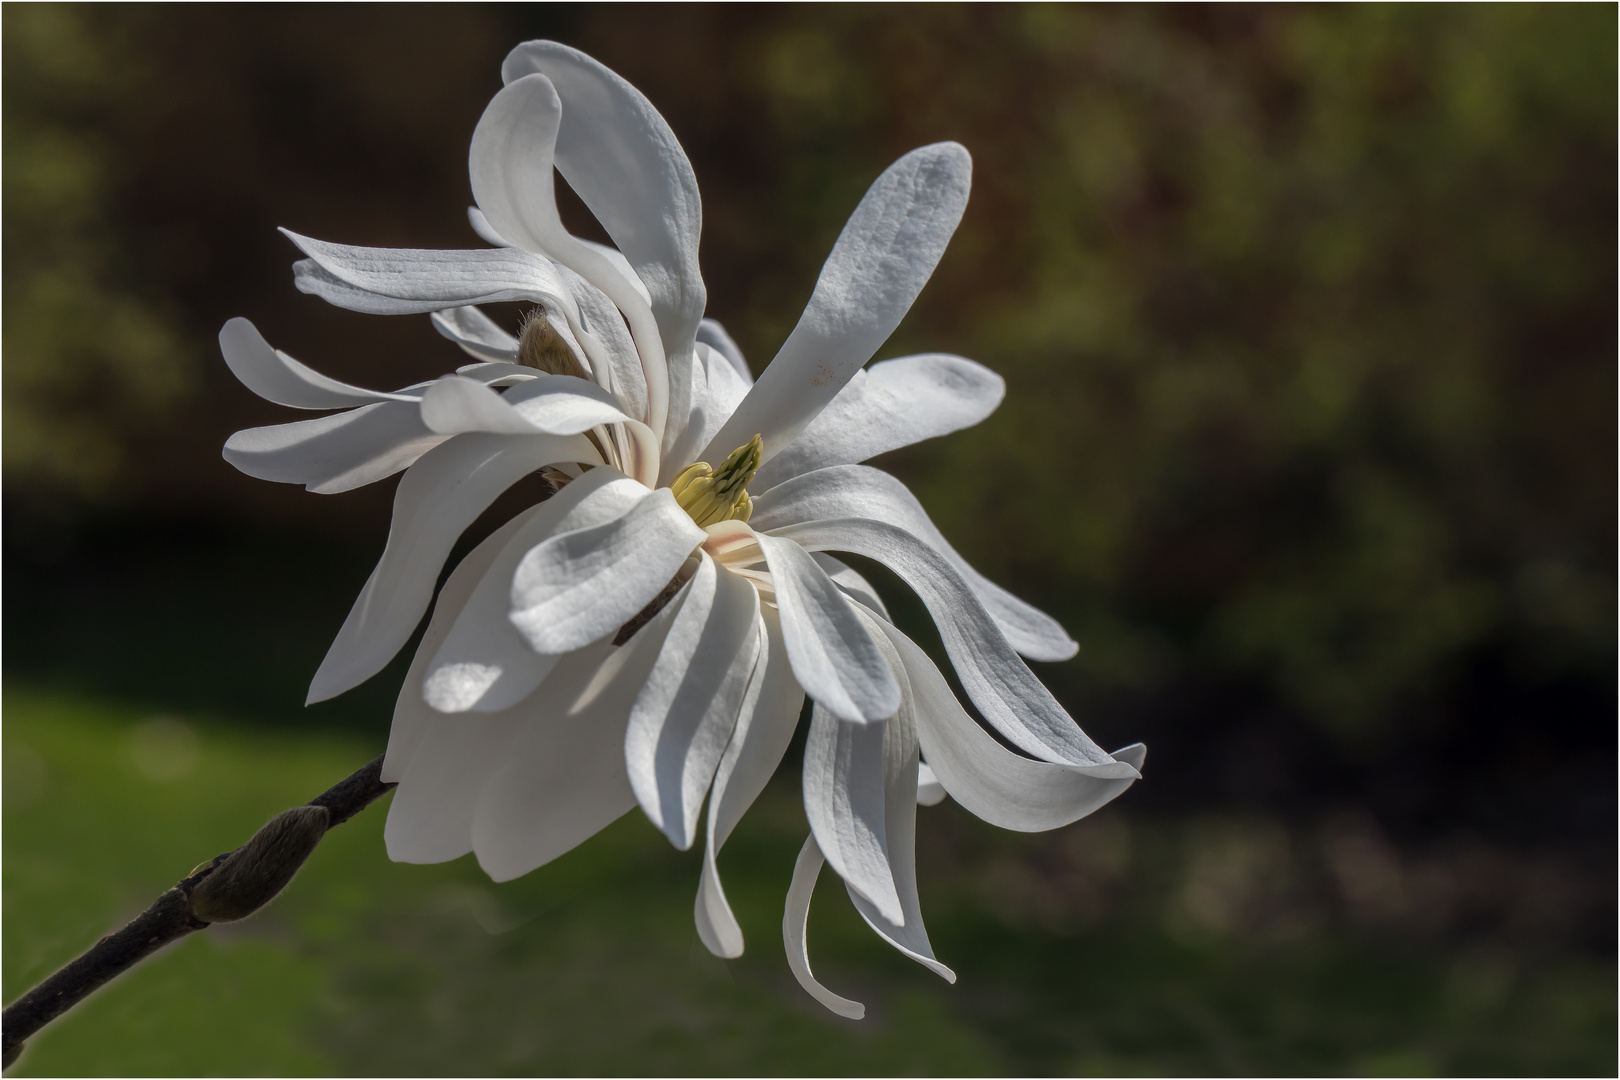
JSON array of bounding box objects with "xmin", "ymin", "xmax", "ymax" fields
[
  {"xmin": 754, "ymin": 531, "xmax": 900, "ymax": 724},
  {"xmin": 842, "ymin": 605, "xmax": 954, "ymax": 982},
  {"xmin": 472, "ymin": 603, "xmax": 685, "ymax": 882},
  {"xmin": 385, "ymin": 709, "xmax": 522, "ymax": 864},
  {"xmin": 783, "ymin": 834, "xmax": 866, "ymax": 1020},
  {"xmin": 811, "ymin": 552, "xmax": 890, "ymax": 621},
  {"xmin": 803, "ymin": 699, "xmax": 903, "ymax": 925},
  {"xmin": 626, "ymin": 556, "xmax": 760, "ymax": 849},
  {"xmin": 770, "ymin": 518, "xmax": 1132, "ymax": 775},
  {"xmin": 382, "ymin": 501, "xmax": 547, "ymax": 785},
  {"xmin": 467, "ymin": 205, "xmax": 510, "ymax": 247},
  {"xmin": 702, "ymin": 143, "xmax": 972, "ymax": 465},
  {"xmin": 509, "ymin": 488, "xmax": 706, "ymax": 655},
  {"xmin": 423, "ymin": 467, "xmax": 648, "ymax": 713},
  {"xmin": 697, "ymin": 318, "xmax": 751, "ymax": 383},
  {"xmin": 696, "ymin": 607, "xmax": 805, "ymax": 958},
  {"xmin": 219, "ymin": 317, "xmax": 415, "ymax": 409},
  {"xmin": 877, "ymin": 617, "xmax": 1144, "ymax": 832},
  {"xmin": 421, "ymin": 374, "xmax": 630, "ymax": 436},
  {"xmin": 431, "ymin": 305, "xmax": 519, "ymax": 364},
  {"xmin": 698, "ymin": 341, "xmax": 752, "ymax": 446},
  {"xmin": 469, "ymin": 72, "xmax": 670, "ymax": 445},
  {"xmin": 752, "ymin": 353, "xmax": 1004, "ymax": 489},
  {"xmin": 223, "ymin": 401, "xmax": 447, "ymax": 494},
  {"xmin": 502, "ymin": 42, "xmax": 706, "ymax": 396},
  {"xmin": 753, "ymin": 465, "xmax": 1077, "ymax": 661},
  {"xmin": 916, "ymin": 761, "xmax": 947, "ymax": 807},
  {"xmin": 308, "ymin": 433, "xmax": 599, "ymax": 704},
  {"xmin": 285, "ymin": 231, "xmax": 576, "ymax": 310}
]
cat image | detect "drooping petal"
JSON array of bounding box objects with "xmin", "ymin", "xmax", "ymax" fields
[
  {"xmin": 803, "ymin": 699, "xmax": 903, "ymax": 925},
  {"xmin": 916, "ymin": 761, "xmax": 947, "ymax": 807},
  {"xmin": 626, "ymin": 555, "xmax": 760, "ymax": 849},
  {"xmin": 468, "ymin": 72, "xmax": 670, "ymax": 444},
  {"xmin": 754, "ymin": 531, "xmax": 900, "ymax": 725},
  {"xmin": 219, "ymin": 317, "xmax": 417, "ymax": 409},
  {"xmin": 770, "ymin": 518, "xmax": 1132, "ymax": 776},
  {"xmin": 382, "ymin": 501, "xmax": 547, "ymax": 786},
  {"xmin": 875, "ymin": 617, "xmax": 1145, "ymax": 831},
  {"xmin": 469, "ymin": 622, "xmax": 677, "ymax": 882},
  {"xmin": 810, "ymin": 552, "xmax": 890, "ymax": 621},
  {"xmin": 702, "ymin": 143, "xmax": 972, "ymax": 465},
  {"xmin": 842, "ymin": 605, "xmax": 954, "ymax": 982},
  {"xmin": 697, "ymin": 318, "xmax": 751, "ymax": 384},
  {"xmin": 696, "ymin": 607, "xmax": 805, "ymax": 958},
  {"xmin": 783, "ymin": 834, "xmax": 866, "ymax": 1020},
  {"xmin": 468, "ymin": 205, "xmax": 510, "ymax": 247},
  {"xmin": 308, "ymin": 432, "xmax": 599, "ymax": 704},
  {"xmin": 751, "ymin": 354, "xmax": 1004, "ymax": 489},
  {"xmin": 224, "ymin": 401, "xmax": 447, "ymax": 494},
  {"xmin": 423, "ymin": 467, "xmax": 647, "ymax": 713},
  {"xmin": 385, "ymin": 708, "xmax": 523, "ymax": 865},
  {"xmin": 752, "ymin": 465, "xmax": 1077, "ymax": 661},
  {"xmin": 431, "ymin": 306, "xmax": 520, "ymax": 364},
  {"xmin": 501, "ymin": 41, "xmax": 706, "ymax": 415},
  {"xmin": 509, "ymin": 488, "xmax": 706, "ymax": 655}
]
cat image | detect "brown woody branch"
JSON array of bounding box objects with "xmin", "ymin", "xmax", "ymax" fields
[{"xmin": 1, "ymin": 754, "xmax": 395, "ymax": 1069}]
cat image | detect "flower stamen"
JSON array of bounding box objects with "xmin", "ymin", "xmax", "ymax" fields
[{"xmin": 671, "ymin": 434, "xmax": 763, "ymax": 528}]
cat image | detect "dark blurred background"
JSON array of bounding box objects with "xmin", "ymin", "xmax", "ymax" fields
[{"xmin": 4, "ymin": 5, "xmax": 1615, "ymax": 1075}]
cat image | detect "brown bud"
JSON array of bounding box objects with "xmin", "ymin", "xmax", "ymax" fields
[
  {"xmin": 189, "ymin": 806, "xmax": 329, "ymax": 923},
  {"xmin": 517, "ymin": 308, "xmax": 587, "ymax": 379}
]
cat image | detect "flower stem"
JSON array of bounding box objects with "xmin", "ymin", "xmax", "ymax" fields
[{"xmin": 0, "ymin": 754, "xmax": 395, "ymax": 1069}]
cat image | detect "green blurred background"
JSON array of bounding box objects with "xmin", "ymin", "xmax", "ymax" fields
[{"xmin": 4, "ymin": 4, "xmax": 1614, "ymax": 1075}]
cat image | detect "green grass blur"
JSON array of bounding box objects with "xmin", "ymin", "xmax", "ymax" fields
[{"xmin": 5, "ymin": 688, "xmax": 1612, "ymax": 1076}]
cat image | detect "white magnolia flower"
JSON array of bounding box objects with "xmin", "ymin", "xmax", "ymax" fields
[{"xmin": 219, "ymin": 40, "xmax": 1143, "ymax": 1018}]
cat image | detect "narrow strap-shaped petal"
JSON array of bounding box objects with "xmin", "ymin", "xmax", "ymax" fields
[
  {"xmin": 843, "ymin": 605, "xmax": 954, "ymax": 982},
  {"xmin": 697, "ymin": 318, "xmax": 751, "ymax": 384},
  {"xmin": 751, "ymin": 354, "xmax": 1004, "ymax": 490},
  {"xmin": 382, "ymin": 503, "xmax": 547, "ymax": 785},
  {"xmin": 502, "ymin": 42, "xmax": 706, "ymax": 433},
  {"xmin": 308, "ymin": 432, "xmax": 600, "ymax": 704},
  {"xmin": 472, "ymin": 594, "xmax": 689, "ymax": 882},
  {"xmin": 770, "ymin": 518, "xmax": 1132, "ymax": 775},
  {"xmin": 423, "ymin": 467, "xmax": 647, "ymax": 713},
  {"xmin": 753, "ymin": 465, "xmax": 1077, "ymax": 661},
  {"xmin": 696, "ymin": 607, "xmax": 805, "ymax": 958},
  {"xmin": 783, "ymin": 834, "xmax": 866, "ymax": 1020},
  {"xmin": 876, "ymin": 616, "xmax": 1145, "ymax": 831},
  {"xmin": 219, "ymin": 317, "xmax": 417, "ymax": 409},
  {"xmin": 431, "ymin": 306, "xmax": 519, "ymax": 364},
  {"xmin": 754, "ymin": 531, "xmax": 900, "ymax": 725},
  {"xmin": 285, "ymin": 231, "xmax": 576, "ymax": 310},
  {"xmin": 626, "ymin": 556, "xmax": 760, "ymax": 850},
  {"xmin": 385, "ymin": 708, "xmax": 523, "ymax": 865},
  {"xmin": 702, "ymin": 143, "xmax": 972, "ymax": 465},
  {"xmin": 691, "ymin": 341, "xmax": 752, "ymax": 457},
  {"xmin": 223, "ymin": 401, "xmax": 447, "ymax": 494},
  {"xmin": 469, "ymin": 72, "xmax": 670, "ymax": 444},
  {"xmin": 803, "ymin": 698, "xmax": 904, "ymax": 925},
  {"xmin": 467, "ymin": 205, "xmax": 510, "ymax": 247},
  {"xmin": 509, "ymin": 487, "xmax": 706, "ymax": 655},
  {"xmin": 811, "ymin": 552, "xmax": 890, "ymax": 621},
  {"xmin": 421, "ymin": 374, "xmax": 631, "ymax": 436}
]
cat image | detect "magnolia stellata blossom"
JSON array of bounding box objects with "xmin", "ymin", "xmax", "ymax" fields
[{"xmin": 219, "ymin": 40, "xmax": 1144, "ymax": 1018}]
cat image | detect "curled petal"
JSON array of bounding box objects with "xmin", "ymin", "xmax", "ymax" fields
[
  {"xmin": 219, "ymin": 317, "xmax": 415, "ymax": 409},
  {"xmin": 697, "ymin": 318, "xmax": 751, "ymax": 383},
  {"xmin": 431, "ymin": 306, "xmax": 520, "ymax": 364},
  {"xmin": 752, "ymin": 465, "xmax": 1077, "ymax": 661},
  {"xmin": 626, "ymin": 555, "xmax": 760, "ymax": 849},
  {"xmin": 703, "ymin": 143, "xmax": 972, "ymax": 465},
  {"xmin": 754, "ymin": 531, "xmax": 900, "ymax": 724},
  {"xmin": 696, "ymin": 607, "xmax": 804, "ymax": 958},
  {"xmin": 873, "ymin": 615, "xmax": 1144, "ymax": 832},
  {"xmin": 803, "ymin": 699, "xmax": 903, "ymax": 925},
  {"xmin": 783, "ymin": 834, "xmax": 866, "ymax": 1021},
  {"xmin": 308, "ymin": 432, "xmax": 599, "ymax": 704},
  {"xmin": 916, "ymin": 761, "xmax": 947, "ymax": 807},
  {"xmin": 509, "ymin": 488, "xmax": 706, "ymax": 655},
  {"xmin": 811, "ymin": 552, "xmax": 890, "ymax": 621},
  {"xmin": 224, "ymin": 402, "xmax": 446, "ymax": 494},
  {"xmin": 770, "ymin": 518, "xmax": 1130, "ymax": 775},
  {"xmin": 752, "ymin": 353, "xmax": 1004, "ymax": 489}
]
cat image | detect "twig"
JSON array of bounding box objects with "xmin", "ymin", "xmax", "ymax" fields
[{"xmin": 1, "ymin": 753, "xmax": 395, "ymax": 1069}]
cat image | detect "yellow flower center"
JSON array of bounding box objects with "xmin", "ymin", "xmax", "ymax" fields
[{"xmin": 671, "ymin": 434, "xmax": 763, "ymax": 527}]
